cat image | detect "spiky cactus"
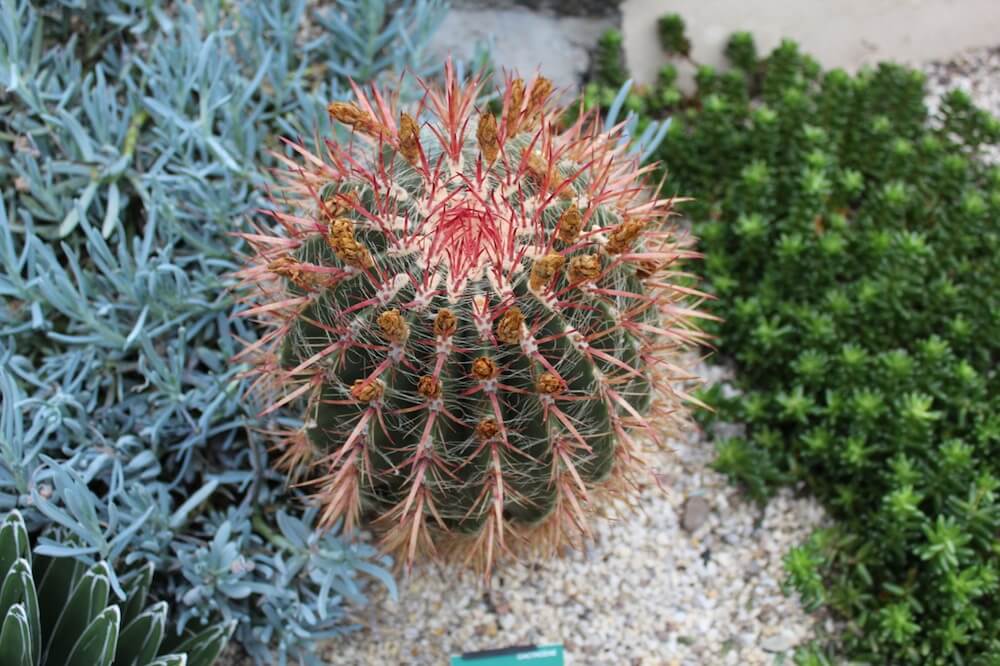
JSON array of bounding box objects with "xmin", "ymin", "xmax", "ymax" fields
[{"xmin": 239, "ymin": 65, "xmax": 706, "ymax": 573}]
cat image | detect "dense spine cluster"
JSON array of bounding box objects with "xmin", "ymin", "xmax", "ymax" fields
[{"xmin": 238, "ymin": 65, "xmax": 705, "ymax": 573}]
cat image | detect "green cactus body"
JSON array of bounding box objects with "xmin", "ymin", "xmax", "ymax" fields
[{"xmin": 240, "ymin": 65, "xmax": 704, "ymax": 573}]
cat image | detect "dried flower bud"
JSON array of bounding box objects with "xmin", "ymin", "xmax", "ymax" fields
[
  {"xmin": 525, "ymin": 76, "xmax": 553, "ymax": 129},
  {"xmin": 568, "ymin": 254, "xmax": 601, "ymax": 284},
  {"xmin": 434, "ymin": 308, "xmax": 458, "ymax": 338},
  {"xmin": 477, "ymin": 112, "xmax": 499, "ymax": 164},
  {"xmin": 536, "ymin": 372, "xmax": 564, "ymax": 394},
  {"xmin": 496, "ymin": 307, "xmax": 524, "ymax": 345},
  {"xmin": 399, "ymin": 112, "xmax": 421, "ymax": 165},
  {"xmin": 557, "ymin": 204, "xmax": 584, "ymax": 243},
  {"xmin": 605, "ymin": 218, "xmax": 646, "ymax": 254},
  {"xmin": 476, "ymin": 418, "xmax": 500, "ymax": 441},
  {"xmin": 351, "ymin": 378, "xmax": 383, "ymax": 402},
  {"xmin": 418, "ymin": 375, "xmax": 442, "ymax": 400},
  {"xmin": 268, "ymin": 255, "xmax": 319, "ymax": 290},
  {"xmin": 528, "ymin": 76, "xmax": 554, "ymax": 111},
  {"xmin": 327, "ymin": 218, "xmax": 374, "ymax": 269},
  {"xmin": 327, "ymin": 102, "xmax": 382, "ymax": 137},
  {"xmin": 530, "ymin": 253, "xmax": 565, "ymax": 291},
  {"xmin": 506, "ymin": 78, "xmax": 525, "ymax": 137},
  {"xmin": 472, "ymin": 356, "xmax": 499, "ymax": 380},
  {"xmin": 378, "ymin": 309, "xmax": 409, "ymax": 343}
]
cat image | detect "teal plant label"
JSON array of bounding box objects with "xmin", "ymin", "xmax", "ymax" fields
[{"xmin": 450, "ymin": 644, "xmax": 565, "ymax": 665}]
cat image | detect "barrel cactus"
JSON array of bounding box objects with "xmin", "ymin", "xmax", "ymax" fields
[
  {"xmin": 239, "ymin": 64, "xmax": 706, "ymax": 574},
  {"xmin": 0, "ymin": 510, "xmax": 232, "ymax": 666}
]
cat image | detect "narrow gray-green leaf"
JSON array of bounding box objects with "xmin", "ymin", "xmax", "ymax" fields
[
  {"xmin": 57, "ymin": 181, "xmax": 98, "ymax": 237},
  {"xmin": 101, "ymin": 182, "xmax": 120, "ymax": 239}
]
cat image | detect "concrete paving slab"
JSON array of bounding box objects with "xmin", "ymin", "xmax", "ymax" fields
[
  {"xmin": 623, "ymin": 0, "xmax": 1000, "ymax": 88},
  {"xmin": 429, "ymin": 6, "xmax": 616, "ymax": 95}
]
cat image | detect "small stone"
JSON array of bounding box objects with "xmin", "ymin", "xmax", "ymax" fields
[
  {"xmin": 490, "ymin": 591, "xmax": 512, "ymax": 615},
  {"xmin": 682, "ymin": 496, "xmax": 711, "ymax": 532},
  {"xmin": 760, "ymin": 631, "xmax": 798, "ymax": 653}
]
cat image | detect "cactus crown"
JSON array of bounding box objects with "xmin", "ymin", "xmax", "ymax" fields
[{"xmin": 239, "ymin": 64, "xmax": 705, "ymax": 575}]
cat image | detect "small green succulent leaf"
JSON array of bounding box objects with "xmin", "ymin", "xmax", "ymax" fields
[
  {"xmin": 120, "ymin": 563, "xmax": 154, "ymax": 628},
  {"xmin": 0, "ymin": 559, "xmax": 39, "ymax": 663},
  {"xmin": 173, "ymin": 620, "xmax": 235, "ymax": 666},
  {"xmin": 113, "ymin": 601, "xmax": 165, "ymax": 666},
  {"xmin": 65, "ymin": 605, "xmax": 119, "ymax": 666},
  {"xmin": 0, "ymin": 603, "xmax": 33, "ymax": 666},
  {"xmin": 45, "ymin": 561, "xmax": 112, "ymax": 666},
  {"xmin": 0, "ymin": 511, "xmax": 30, "ymax": 578}
]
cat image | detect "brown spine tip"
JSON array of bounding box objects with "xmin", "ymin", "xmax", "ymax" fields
[
  {"xmin": 327, "ymin": 102, "xmax": 382, "ymax": 137},
  {"xmin": 351, "ymin": 378, "xmax": 384, "ymax": 403},
  {"xmin": 378, "ymin": 308, "xmax": 409, "ymax": 343},
  {"xmin": 568, "ymin": 254, "xmax": 602, "ymax": 284},
  {"xmin": 433, "ymin": 308, "xmax": 458, "ymax": 338},
  {"xmin": 476, "ymin": 112, "xmax": 500, "ymax": 165},
  {"xmin": 495, "ymin": 307, "xmax": 524, "ymax": 345},
  {"xmin": 417, "ymin": 375, "xmax": 442, "ymax": 400},
  {"xmin": 398, "ymin": 112, "xmax": 421, "ymax": 165},
  {"xmin": 327, "ymin": 217, "xmax": 374, "ymax": 269},
  {"xmin": 605, "ymin": 217, "xmax": 647, "ymax": 255},
  {"xmin": 471, "ymin": 356, "xmax": 499, "ymax": 380},
  {"xmin": 505, "ymin": 78, "xmax": 525, "ymax": 137},
  {"xmin": 476, "ymin": 418, "xmax": 500, "ymax": 442},
  {"xmin": 529, "ymin": 252, "xmax": 565, "ymax": 291},
  {"xmin": 557, "ymin": 203, "xmax": 584, "ymax": 244},
  {"xmin": 536, "ymin": 372, "xmax": 564, "ymax": 394}
]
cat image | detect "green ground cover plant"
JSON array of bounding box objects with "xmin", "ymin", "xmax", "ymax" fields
[{"xmin": 586, "ymin": 17, "xmax": 1000, "ymax": 664}]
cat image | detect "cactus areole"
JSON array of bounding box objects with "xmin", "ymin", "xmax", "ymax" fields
[{"xmin": 239, "ymin": 64, "xmax": 706, "ymax": 575}]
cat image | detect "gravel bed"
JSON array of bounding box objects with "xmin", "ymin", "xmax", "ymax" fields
[{"xmin": 923, "ymin": 44, "xmax": 1000, "ymax": 162}]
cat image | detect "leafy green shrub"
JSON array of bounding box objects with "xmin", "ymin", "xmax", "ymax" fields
[
  {"xmin": 0, "ymin": 509, "xmax": 232, "ymax": 666},
  {"xmin": 647, "ymin": 28, "xmax": 1000, "ymax": 663},
  {"xmin": 593, "ymin": 28, "xmax": 628, "ymax": 89},
  {"xmin": 0, "ymin": 0, "xmax": 447, "ymax": 662},
  {"xmin": 656, "ymin": 14, "xmax": 691, "ymax": 58}
]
